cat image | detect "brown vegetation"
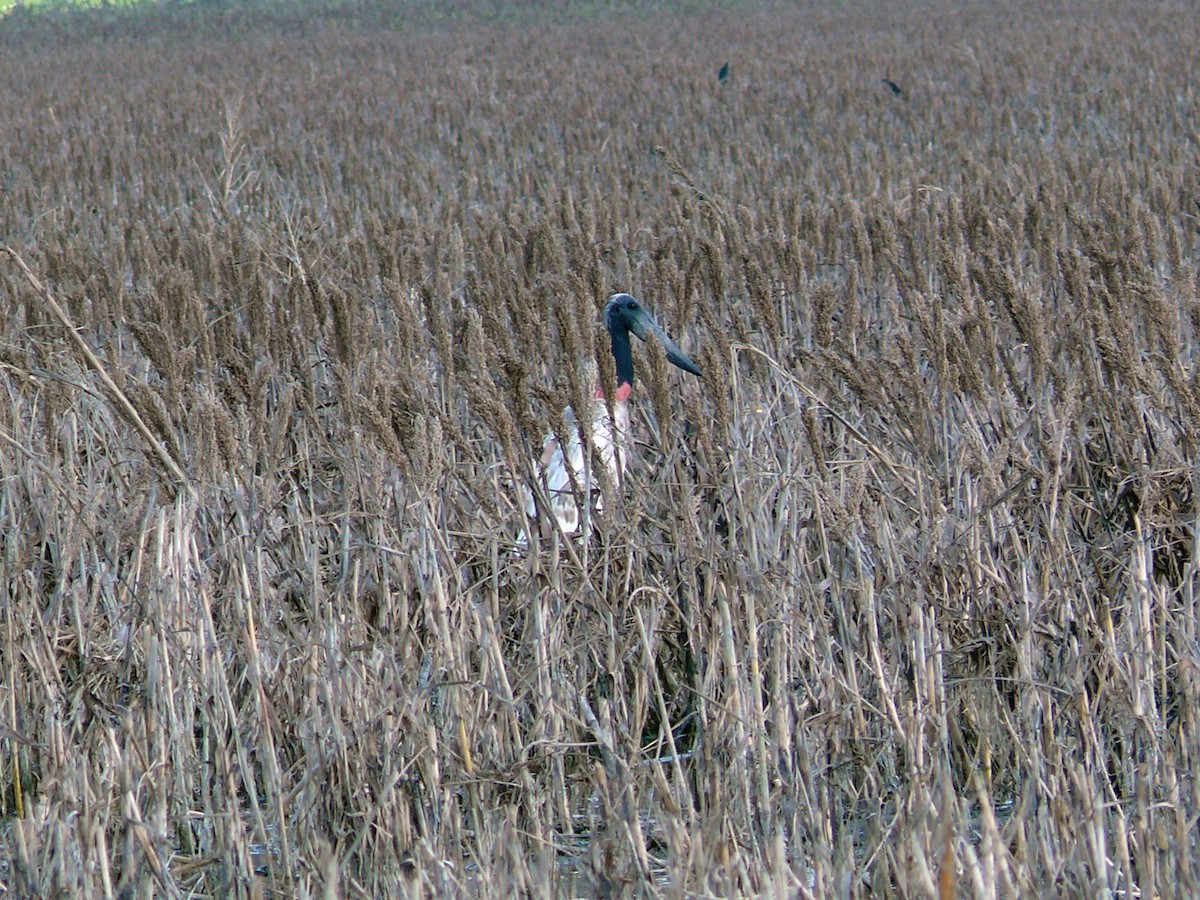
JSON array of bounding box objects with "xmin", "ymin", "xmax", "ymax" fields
[{"xmin": 3, "ymin": 0, "xmax": 1200, "ymax": 895}]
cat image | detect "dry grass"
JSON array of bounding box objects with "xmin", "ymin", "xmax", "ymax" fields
[{"xmin": 3, "ymin": 0, "xmax": 1200, "ymax": 895}]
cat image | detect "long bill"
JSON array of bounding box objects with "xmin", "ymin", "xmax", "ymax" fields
[{"xmin": 629, "ymin": 313, "xmax": 703, "ymax": 377}]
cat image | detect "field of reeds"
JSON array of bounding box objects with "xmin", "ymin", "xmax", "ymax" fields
[{"xmin": 3, "ymin": 0, "xmax": 1200, "ymax": 895}]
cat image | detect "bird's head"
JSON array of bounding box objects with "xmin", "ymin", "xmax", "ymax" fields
[{"xmin": 604, "ymin": 293, "xmax": 702, "ymax": 378}]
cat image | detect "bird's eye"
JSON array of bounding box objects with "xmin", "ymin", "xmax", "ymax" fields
[{"xmin": 627, "ymin": 300, "xmax": 638, "ymax": 310}]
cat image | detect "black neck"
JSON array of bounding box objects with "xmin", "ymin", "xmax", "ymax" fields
[{"xmin": 611, "ymin": 326, "xmax": 635, "ymax": 387}]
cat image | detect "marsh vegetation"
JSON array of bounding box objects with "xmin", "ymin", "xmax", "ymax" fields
[{"xmin": 3, "ymin": 0, "xmax": 1200, "ymax": 895}]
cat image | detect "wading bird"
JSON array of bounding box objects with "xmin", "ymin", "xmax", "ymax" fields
[{"xmin": 525, "ymin": 293, "xmax": 702, "ymax": 538}]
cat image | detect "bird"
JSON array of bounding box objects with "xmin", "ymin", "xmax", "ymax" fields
[
  {"xmin": 882, "ymin": 77, "xmax": 903, "ymax": 96},
  {"xmin": 718, "ymin": 61, "xmax": 730, "ymax": 83},
  {"xmin": 524, "ymin": 293, "xmax": 702, "ymax": 538}
]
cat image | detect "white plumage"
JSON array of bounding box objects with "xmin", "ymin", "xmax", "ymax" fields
[
  {"xmin": 523, "ymin": 293, "xmax": 701, "ymax": 538},
  {"xmin": 528, "ymin": 385, "xmax": 632, "ymax": 535}
]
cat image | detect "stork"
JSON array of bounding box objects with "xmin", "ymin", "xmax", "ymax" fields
[{"xmin": 525, "ymin": 292, "xmax": 702, "ymax": 537}]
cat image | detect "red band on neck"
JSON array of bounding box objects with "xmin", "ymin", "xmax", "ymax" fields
[{"xmin": 595, "ymin": 382, "xmax": 634, "ymax": 402}]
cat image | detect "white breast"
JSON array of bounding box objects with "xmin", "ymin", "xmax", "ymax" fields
[{"xmin": 526, "ymin": 400, "xmax": 631, "ymax": 535}]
